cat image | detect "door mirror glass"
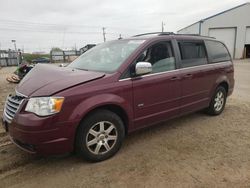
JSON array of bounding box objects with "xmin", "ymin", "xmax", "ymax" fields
[{"xmin": 135, "ymin": 62, "xmax": 152, "ymax": 76}]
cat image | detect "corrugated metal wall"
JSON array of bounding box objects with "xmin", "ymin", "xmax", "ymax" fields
[{"xmin": 0, "ymin": 50, "xmax": 19, "ymax": 67}]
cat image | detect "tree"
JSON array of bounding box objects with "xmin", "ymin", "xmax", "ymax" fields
[{"xmin": 51, "ymin": 47, "xmax": 63, "ymax": 52}]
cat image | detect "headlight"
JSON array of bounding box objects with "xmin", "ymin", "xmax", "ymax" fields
[{"xmin": 25, "ymin": 97, "xmax": 64, "ymax": 116}]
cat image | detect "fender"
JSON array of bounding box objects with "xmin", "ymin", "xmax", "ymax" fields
[
  {"xmin": 209, "ymin": 75, "xmax": 229, "ymax": 99},
  {"xmin": 68, "ymin": 93, "xmax": 134, "ymax": 129}
]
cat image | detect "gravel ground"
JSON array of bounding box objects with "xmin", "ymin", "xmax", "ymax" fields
[{"xmin": 0, "ymin": 60, "xmax": 250, "ymax": 187}]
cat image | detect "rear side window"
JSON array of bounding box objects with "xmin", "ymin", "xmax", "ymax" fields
[
  {"xmin": 205, "ymin": 40, "xmax": 231, "ymax": 63},
  {"xmin": 178, "ymin": 41, "xmax": 207, "ymax": 68}
]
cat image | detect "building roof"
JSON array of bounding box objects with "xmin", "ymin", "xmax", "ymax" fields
[{"xmin": 178, "ymin": 2, "xmax": 250, "ymax": 32}]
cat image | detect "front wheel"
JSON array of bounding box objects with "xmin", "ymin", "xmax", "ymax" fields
[
  {"xmin": 75, "ymin": 109, "xmax": 125, "ymax": 162},
  {"xmin": 207, "ymin": 86, "xmax": 227, "ymax": 115}
]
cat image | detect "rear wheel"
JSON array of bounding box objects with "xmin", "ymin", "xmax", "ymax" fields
[
  {"xmin": 75, "ymin": 109, "xmax": 125, "ymax": 162},
  {"xmin": 207, "ymin": 86, "xmax": 227, "ymax": 115}
]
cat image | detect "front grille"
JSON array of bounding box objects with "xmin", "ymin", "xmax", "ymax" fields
[{"xmin": 3, "ymin": 92, "xmax": 26, "ymax": 123}]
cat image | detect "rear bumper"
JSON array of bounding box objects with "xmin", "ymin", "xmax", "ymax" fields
[{"xmin": 2, "ymin": 113, "xmax": 79, "ymax": 155}]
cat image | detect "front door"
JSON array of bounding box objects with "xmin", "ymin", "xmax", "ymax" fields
[{"xmin": 132, "ymin": 41, "xmax": 181, "ymax": 129}]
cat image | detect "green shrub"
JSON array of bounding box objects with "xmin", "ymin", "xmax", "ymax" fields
[{"xmin": 23, "ymin": 53, "xmax": 50, "ymax": 63}]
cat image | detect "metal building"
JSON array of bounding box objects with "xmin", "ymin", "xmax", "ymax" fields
[
  {"xmin": 0, "ymin": 50, "xmax": 19, "ymax": 67},
  {"xmin": 177, "ymin": 2, "xmax": 250, "ymax": 59}
]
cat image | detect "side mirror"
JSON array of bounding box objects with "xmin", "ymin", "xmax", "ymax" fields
[
  {"xmin": 135, "ymin": 62, "xmax": 152, "ymax": 76},
  {"xmin": 59, "ymin": 63, "xmax": 68, "ymax": 67}
]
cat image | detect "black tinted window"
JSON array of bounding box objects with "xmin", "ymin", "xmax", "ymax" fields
[
  {"xmin": 179, "ymin": 42, "xmax": 206, "ymax": 59},
  {"xmin": 178, "ymin": 41, "xmax": 207, "ymax": 68},
  {"xmin": 205, "ymin": 40, "xmax": 231, "ymax": 63}
]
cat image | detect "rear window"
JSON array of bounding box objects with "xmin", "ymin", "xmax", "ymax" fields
[
  {"xmin": 178, "ymin": 41, "xmax": 207, "ymax": 68},
  {"xmin": 205, "ymin": 40, "xmax": 231, "ymax": 63}
]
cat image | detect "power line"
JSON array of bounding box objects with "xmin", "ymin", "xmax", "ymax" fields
[
  {"xmin": 0, "ymin": 19, "xmax": 160, "ymax": 39},
  {"xmin": 0, "ymin": 19, "xmax": 160, "ymax": 52},
  {"xmin": 0, "ymin": 19, "xmax": 144, "ymax": 31},
  {"xmin": 0, "ymin": 27, "xmax": 118, "ymax": 35},
  {"xmin": 0, "ymin": 19, "xmax": 102, "ymax": 29},
  {"xmin": 0, "ymin": 19, "xmax": 156, "ymax": 36}
]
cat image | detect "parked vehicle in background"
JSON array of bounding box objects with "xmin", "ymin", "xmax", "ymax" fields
[
  {"xmin": 2, "ymin": 32, "xmax": 234, "ymax": 162},
  {"xmin": 32, "ymin": 57, "xmax": 50, "ymax": 63}
]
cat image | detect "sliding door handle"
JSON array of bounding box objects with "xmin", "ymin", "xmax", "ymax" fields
[{"xmin": 170, "ymin": 76, "xmax": 181, "ymax": 81}]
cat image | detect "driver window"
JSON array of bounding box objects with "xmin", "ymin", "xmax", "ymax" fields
[{"xmin": 137, "ymin": 41, "xmax": 176, "ymax": 74}]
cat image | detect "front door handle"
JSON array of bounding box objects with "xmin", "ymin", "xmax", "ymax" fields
[{"xmin": 183, "ymin": 74, "xmax": 193, "ymax": 78}]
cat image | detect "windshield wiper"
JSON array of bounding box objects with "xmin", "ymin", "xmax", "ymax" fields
[{"xmin": 75, "ymin": 68, "xmax": 89, "ymax": 71}]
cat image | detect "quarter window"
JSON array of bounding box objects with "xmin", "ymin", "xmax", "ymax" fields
[
  {"xmin": 205, "ymin": 40, "xmax": 231, "ymax": 63},
  {"xmin": 136, "ymin": 41, "xmax": 176, "ymax": 74},
  {"xmin": 178, "ymin": 41, "xmax": 207, "ymax": 68}
]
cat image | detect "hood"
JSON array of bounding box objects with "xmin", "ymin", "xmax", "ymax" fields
[{"xmin": 16, "ymin": 64, "xmax": 105, "ymax": 97}]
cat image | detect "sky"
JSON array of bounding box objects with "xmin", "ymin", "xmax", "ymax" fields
[{"xmin": 0, "ymin": 0, "xmax": 248, "ymax": 53}]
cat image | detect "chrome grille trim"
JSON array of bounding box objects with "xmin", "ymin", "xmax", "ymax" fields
[
  {"xmin": 8, "ymin": 97, "xmax": 22, "ymax": 105},
  {"xmin": 5, "ymin": 105, "xmax": 16, "ymax": 115},
  {"xmin": 3, "ymin": 92, "xmax": 26, "ymax": 123},
  {"xmin": 5, "ymin": 102, "xmax": 18, "ymax": 110},
  {"xmin": 15, "ymin": 89, "xmax": 28, "ymax": 98}
]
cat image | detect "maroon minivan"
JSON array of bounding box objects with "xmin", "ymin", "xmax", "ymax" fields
[{"xmin": 2, "ymin": 33, "xmax": 234, "ymax": 162}]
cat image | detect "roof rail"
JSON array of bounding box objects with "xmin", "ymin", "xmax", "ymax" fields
[
  {"xmin": 133, "ymin": 32, "xmax": 215, "ymax": 39},
  {"xmin": 174, "ymin": 33, "xmax": 216, "ymax": 39},
  {"xmin": 132, "ymin": 32, "xmax": 216, "ymax": 39},
  {"xmin": 133, "ymin": 32, "xmax": 174, "ymax": 37}
]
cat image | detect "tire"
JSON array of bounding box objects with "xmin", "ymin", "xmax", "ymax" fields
[
  {"xmin": 75, "ymin": 109, "xmax": 125, "ymax": 162},
  {"xmin": 207, "ymin": 86, "xmax": 227, "ymax": 116}
]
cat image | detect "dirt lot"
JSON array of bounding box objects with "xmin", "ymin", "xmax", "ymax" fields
[{"xmin": 0, "ymin": 60, "xmax": 250, "ymax": 187}]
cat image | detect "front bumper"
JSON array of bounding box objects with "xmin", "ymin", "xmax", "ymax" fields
[{"xmin": 2, "ymin": 112, "xmax": 79, "ymax": 155}]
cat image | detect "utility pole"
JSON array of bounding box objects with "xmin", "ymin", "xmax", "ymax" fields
[
  {"xmin": 11, "ymin": 39, "xmax": 20, "ymax": 67},
  {"xmin": 161, "ymin": 21, "xmax": 165, "ymax": 32},
  {"xmin": 118, "ymin": 34, "xmax": 122, "ymax": 40},
  {"xmin": 11, "ymin": 40, "xmax": 17, "ymax": 52},
  {"xmin": 62, "ymin": 27, "xmax": 66, "ymax": 49},
  {"xmin": 102, "ymin": 27, "xmax": 106, "ymax": 42}
]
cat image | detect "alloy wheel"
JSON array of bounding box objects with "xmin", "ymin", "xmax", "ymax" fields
[
  {"xmin": 214, "ymin": 91, "xmax": 225, "ymax": 112},
  {"xmin": 86, "ymin": 121, "xmax": 117, "ymax": 155}
]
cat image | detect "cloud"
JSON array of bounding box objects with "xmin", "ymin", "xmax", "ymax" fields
[{"xmin": 0, "ymin": 0, "xmax": 247, "ymax": 52}]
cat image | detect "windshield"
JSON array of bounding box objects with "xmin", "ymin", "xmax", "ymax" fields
[{"xmin": 68, "ymin": 40, "xmax": 145, "ymax": 73}]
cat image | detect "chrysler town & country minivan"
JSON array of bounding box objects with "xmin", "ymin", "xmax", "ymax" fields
[{"xmin": 2, "ymin": 33, "xmax": 234, "ymax": 162}]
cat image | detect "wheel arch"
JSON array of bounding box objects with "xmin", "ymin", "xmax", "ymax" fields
[
  {"xmin": 209, "ymin": 76, "xmax": 230, "ymax": 98},
  {"xmin": 80, "ymin": 104, "xmax": 130, "ymax": 135},
  {"xmin": 218, "ymin": 81, "xmax": 229, "ymax": 94},
  {"xmin": 70, "ymin": 94, "xmax": 133, "ymax": 137}
]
